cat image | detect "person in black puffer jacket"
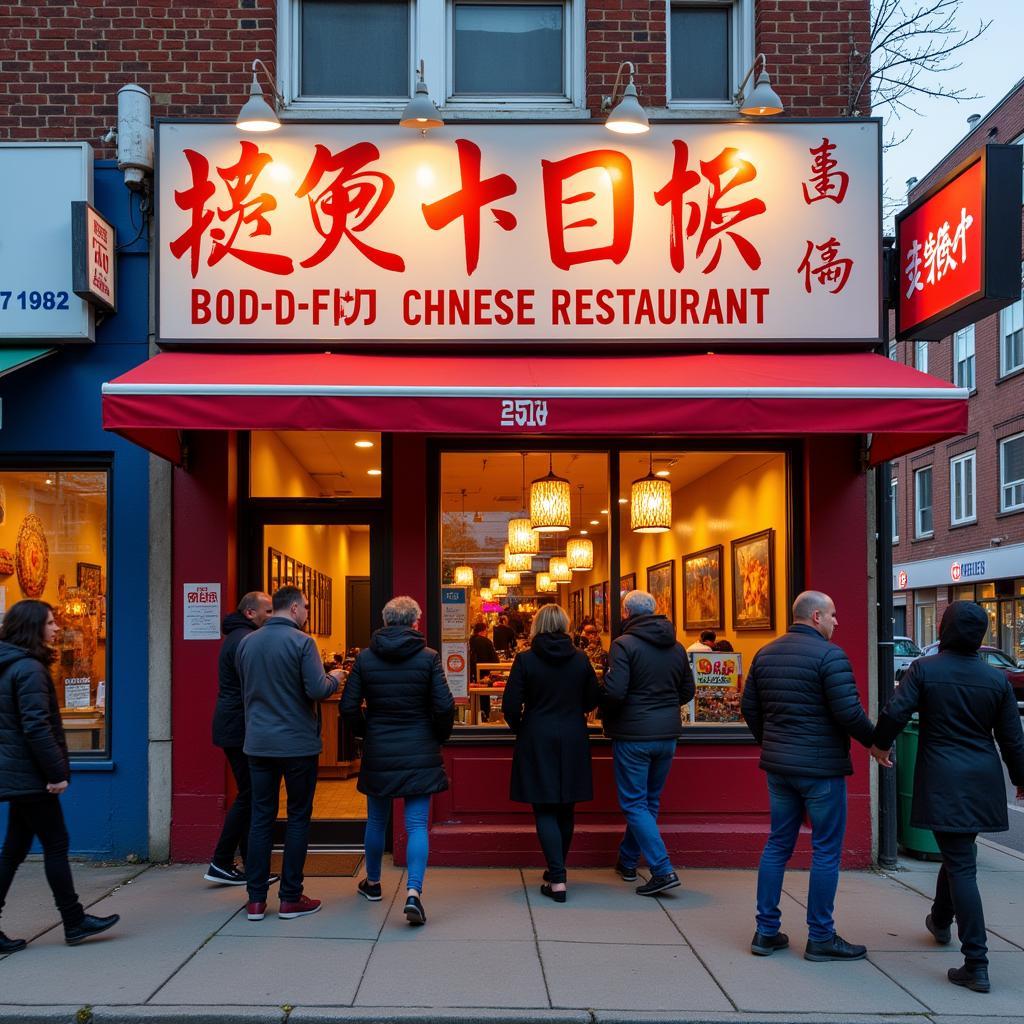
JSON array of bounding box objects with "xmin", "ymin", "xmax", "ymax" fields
[
  {"xmin": 871, "ymin": 601, "xmax": 1024, "ymax": 994},
  {"xmin": 341, "ymin": 595, "xmax": 454, "ymax": 927},
  {"xmin": 741, "ymin": 590, "xmax": 876, "ymax": 964},
  {"xmin": 0, "ymin": 600, "xmax": 119, "ymax": 952},
  {"xmin": 601, "ymin": 590, "xmax": 694, "ymax": 898}
]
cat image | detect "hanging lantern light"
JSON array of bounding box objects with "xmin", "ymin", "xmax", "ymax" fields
[
  {"xmin": 631, "ymin": 454, "xmax": 672, "ymax": 533},
  {"xmin": 452, "ymin": 487, "xmax": 475, "ymax": 587},
  {"xmin": 566, "ymin": 483, "xmax": 594, "ymax": 571},
  {"xmin": 479, "ymin": 587, "xmax": 493, "ymax": 602},
  {"xmin": 508, "ymin": 454, "xmax": 540, "ymax": 554},
  {"xmin": 497, "ymin": 562, "xmax": 520, "ymax": 586},
  {"xmin": 530, "ymin": 453, "xmax": 571, "ymax": 533},
  {"xmin": 504, "ymin": 543, "xmax": 532, "ymax": 573},
  {"xmin": 536, "ymin": 571, "xmax": 557, "ymax": 594},
  {"xmin": 489, "ymin": 577, "xmax": 508, "ymax": 597},
  {"xmin": 549, "ymin": 556, "xmax": 572, "ymax": 583}
]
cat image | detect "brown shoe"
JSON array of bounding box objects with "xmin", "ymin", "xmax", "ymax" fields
[{"xmin": 246, "ymin": 901, "xmax": 266, "ymax": 921}]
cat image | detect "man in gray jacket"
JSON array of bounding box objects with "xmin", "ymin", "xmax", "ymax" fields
[{"xmin": 237, "ymin": 586, "xmax": 339, "ymax": 922}]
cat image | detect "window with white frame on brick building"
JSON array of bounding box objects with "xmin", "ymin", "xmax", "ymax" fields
[
  {"xmin": 915, "ymin": 339, "xmax": 929, "ymax": 374},
  {"xmin": 953, "ymin": 324, "xmax": 975, "ymax": 391},
  {"xmin": 914, "ymin": 465, "xmax": 933, "ymax": 538},
  {"xmin": 1001, "ymin": 266, "xmax": 1024, "ymax": 377},
  {"xmin": 1000, "ymin": 432, "xmax": 1024, "ymax": 514},
  {"xmin": 949, "ymin": 451, "xmax": 976, "ymax": 526},
  {"xmin": 668, "ymin": 0, "xmax": 752, "ymax": 110}
]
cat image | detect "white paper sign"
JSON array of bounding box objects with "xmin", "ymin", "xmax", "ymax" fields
[
  {"xmin": 442, "ymin": 641, "xmax": 469, "ymax": 698},
  {"xmin": 441, "ymin": 587, "xmax": 468, "ymax": 640},
  {"xmin": 183, "ymin": 582, "xmax": 221, "ymax": 640},
  {"xmin": 64, "ymin": 678, "xmax": 91, "ymax": 708}
]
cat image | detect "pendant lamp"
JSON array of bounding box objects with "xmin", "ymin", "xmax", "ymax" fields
[
  {"xmin": 479, "ymin": 587, "xmax": 493, "ymax": 602},
  {"xmin": 504, "ymin": 542, "xmax": 532, "ymax": 574},
  {"xmin": 536, "ymin": 571, "xmax": 557, "ymax": 594},
  {"xmin": 549, "ymin": 556, "xmax": 572, "ymax": 583},
  {"xmin": 452, "ymin": 488, "xmax": 475, "ymax": 584},
  {"xmin": 530, "ymin": 453, "xmax": 571, "ymax": 533},
  {"xmin": 489, "ymin": 576, "xmax": 508, "ymax": 598},
  {"xmin": 630, "ymin": 454, "xmax": 672, "ymax": 533},
  {"xmin": 566, "ymin": 483, "xmax": 594, "ymax": 571},
  {"xmin": 508, "ymin": 454, "xmax": 540, "ymax": 554},
  {"xmin": 497, "ymin": 562, "xmax": 520, "ymax": 587}
]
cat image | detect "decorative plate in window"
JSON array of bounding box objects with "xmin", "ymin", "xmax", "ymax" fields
[{"xmin": 16, "ymin": 513, "xmax": 49, "ymax": 599}]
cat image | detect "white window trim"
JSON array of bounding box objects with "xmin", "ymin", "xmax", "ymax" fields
[
  {"xmin": 890, "ymin": 477, "xmax": 899, "ymax": 544},
  {"xmin": 1000, "ymin": 431, "xmax": 1024, "ymax": 513},
  {"xmin": 278, "ymin": 0, "xmax": 588, "ymax": 119},
  {"xmin": 665, "ymin": 0, "xmax": 753, "ymax": 114},
  {"xmin": 915, "ymin": 339, "xmax": 929, "ymax": 374},
  {"xmin": 1000, "ymin": 266, "xmax": 1024, "ymax": 377},
  {"xmin": 949, "ymin": 450, "xmax": 976, "ymax": 526},
  {"xmin": 953, "ymin": 324, "xmax": 975, "ymax": 391},
  {"xmin": 914, "ymin": 465, "xmax": 933, "ymax": 539}
]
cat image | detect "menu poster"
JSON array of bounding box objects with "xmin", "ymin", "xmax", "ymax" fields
[
  {"xmin": 64, "ymin": 678, "xmax": 91, "ymax": 708},
  {"xmin": 689, "ymin": 651, "xmax": 744, "ymax": 724},
  {"xmin": 441, "ymin": 587, "xmax": 468, "ymax": 641},
  {"xmin": 442, "ymin": 641, "xmax": 469, "ymax": 698},
  {"xmin": 183, "ymin": 582, "xmax": 221, "ymax": 640}
]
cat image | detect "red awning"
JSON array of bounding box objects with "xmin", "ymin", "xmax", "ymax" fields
[{"xmin": 102, "ymin": 350, "xmax": 967, "ymax": 465}]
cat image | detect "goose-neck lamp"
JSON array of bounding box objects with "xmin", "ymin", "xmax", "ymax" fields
[
  {"xmin": 734, "ymin": 53, "xmax": 784, "ymax": 116},
  {"xmin": 236, "ymin": 59, "xmax": 283, "ymax": 132}
]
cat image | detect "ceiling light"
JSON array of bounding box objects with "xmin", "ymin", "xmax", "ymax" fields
[
  {"xmin": 508, "ymin": 455, "xmax": 540, "ymax": 554},
  {"xmin": 656, "ymin": 470, "xmax": 670, "ymax": 477},
  {"xmin": 618, "ymin": 498, "xmax": 628, "ymax": 504},
  {"xmin": 479, "ymin": 587, "xmax": 493, "ymax": 602},
  {"xmin": 549, "ymin": 556, "xmax": 573, "ymax": 583},
  {"xmin": 354, "ymin": 440, "xmax": 375, "ymax": 448},
  {"xmin": 530, "ymin": 453, "xmax": 571, "ymax": 533},
  {"xmin": 489, "ymin": 576, "xmax": 508, "ymax": 597},
  {"xmin": 453, "ymin": 565, "xmax": 474, "ymax": 587},
  {"xmin": 590, "ymin": 519, "xmax": 600, "ymax": 526},
  {"xmin": 504, "ymin": 543, "xmax": 532, "ymax": 573},
  {"xmin": 497, "ymin": 562, "xmax": 520, "ymax": 587},
  {"xmin": 536, "ymin": 572, "xmax": 557, "ymax": 594},
  {"xmin": 630, "ymin": 454, "xmax": 672, "ymax": 533},
  {"xmin": 367, "ymin": 469, "xmax": 382, "ymax": 476},
  {"xmin": 566, "ymin": 482, "xmax": 594, "ymax": 571},
  {"xmin": 600, "ymin": 509, "xmax": 609, "ymax": 515}
]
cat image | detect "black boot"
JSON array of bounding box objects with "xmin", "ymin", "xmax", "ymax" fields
[
  {"xmin": 948, "ymin": 964, "xmax": 990, "ymax": 993},
  {"xmin": 0, "ymin": 931, "xmax": 27, "ymax": 954},
  {"xmin": 65, "ymin": 913, "xmax": 120, "ymax": 946}
]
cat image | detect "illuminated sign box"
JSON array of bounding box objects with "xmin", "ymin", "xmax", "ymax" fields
[
  {"xmin": 895, "ymin": 144, "xmax": 1022, "ymax": 341},
  {"xmin": 72, "ymin": 201, "xmax": 117, "ymax": 314}
]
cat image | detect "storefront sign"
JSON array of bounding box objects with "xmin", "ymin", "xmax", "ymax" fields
[
  {"xmin": 441, "ymin": 586, "xmax": 468, "ymax": 640},
  {"xmin": 64, "ymin": 678, "xmax": 91, "ymax": 708},
  {"xmin": 183, "ymin": 582, "xmax": 221, "ymax": 640},
  {"xmin": 896, "ymin": 570, "xmax": 908, "ymax": 590},
  {"xmin": 72, "ymin": 201, "xmax": 117, "ymax": 313},
  {"xmin": 895, "ymin": 144, "xmax": 1022, "ymax": 340},
  {"xmin": 442, "ymin": 641, "xmax": 469, "ymax": 698},
  {"xmin": 157, "ymin": 122, "xmax": 881, "ymax": 344},
  {"xmin": 0, "ymin": 143, "xmax": 95, "ymax": 343},
  {"xmin": 893, "ymin": 541, "xmax": 1024, "ymax": 591}
]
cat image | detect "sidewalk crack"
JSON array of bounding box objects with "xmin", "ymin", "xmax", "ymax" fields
[
  {"xmin": 349, "ymin": 864, "xmax": 407, "ymax": 1008},
  {"xmin": 522, "ymin": 867, "xmax": 555, "ymax": 1009}
]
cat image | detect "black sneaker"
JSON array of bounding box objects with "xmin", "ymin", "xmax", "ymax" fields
[
  {"xmin": 358, "ymin": 878, "xmax": 382, "ymax": 902},
  {"xmin": 615, "ymin": 860, "xmax": 639, "ymax": 882},
  {"xmin": 65, "ymin": 913, "xmax": 120, "ymax": 946},
  {"xmin": 0, "ymin": 931, "xmax": 27, "ymax": 954},
  {"xmin": 926, "ymin": 913, "xmax": 952, "ymax": 945},
  {"xmin": 404, "ymin": 894, "xmax": 426, "ymax": 926},
  {"xmin": 804, "ymin": 933, "xmax": 867, "ymax": 962},
  {"xmin": 204, "ymin": 862, "xmax": 246, "ymax": 885},
  {"xmin": 751, "ymin": 930, "xmax": 789, "ymax": 956},
  {"xmin": 635, "ymin": 872, "xmax": 680, "ymax": 897},
  {"xmin": 948, "ymin": 964, "xmax": 990, "ymax": 993}
]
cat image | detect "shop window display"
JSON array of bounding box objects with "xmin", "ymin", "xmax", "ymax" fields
[{"xmin": 0, "ymin": 469, "xmax": 109, "ymax": 755}]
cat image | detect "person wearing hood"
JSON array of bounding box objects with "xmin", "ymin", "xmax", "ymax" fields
[
  {"xmin": 342, "ymin": 595, "xmax": 454, "ymax": 926},
  {"xmin": 502, "ymin": 604, "xmax": 601, "ymax": 902},
  {"xmin": 871, "ymin": 601, "xmax": 1024, "ymax": 995},
  {"xmin": 204, "ymin": 591, "xmax": 274, "ymax": 887},
  {"xmin": 601, "ymin": 590, "xmax": 695, "ymax": 897},
  {"xmin": 0, "ymin": 600, "xmax": 119, "ymax": 952}
]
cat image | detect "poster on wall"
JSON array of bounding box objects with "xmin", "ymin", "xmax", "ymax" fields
[
  {"xmin": 441, "ymin": 587, "xmax": 468, "ymax": 640},
  {"xmin": 442, "ymin": 641, "xmax": 469, "ymax": 698},
  {"xmin": 689, "ymin": 651, "xmax": 743, "ymax": 724},
  {"xmin": 183, "ymin": 582, "xmax": 221, "ymax": 640}
]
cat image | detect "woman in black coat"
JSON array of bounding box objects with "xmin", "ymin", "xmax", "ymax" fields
[
  {"xmin": 0, "ymin": 600, "xmax": 119, "ymax": 951},
  {"xmin": 341, "ymin": 595, "xmax": 455, "ymax": 926},
  {"xmin": 502, "ymin": 604, "xmax": 601, "ymax": 902},
  {"xmin": 872, "ymin": 602, "xmax": 1024, "ymax": 994}
]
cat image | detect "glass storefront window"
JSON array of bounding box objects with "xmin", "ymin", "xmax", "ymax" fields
[
  {"xmin": 250, "ymin": 431, "xmax": 382, "ymax": 498},
  {"xmin": 977, "ymin": 582, "xmax": 996, "ymax": 599},
  {"xmin": 0, "ymin": 469, "xmax": 109, "ymax": 756},
  {"xmin": 978, "ymin": 600, "xmax": 998, "ymax": 647}
]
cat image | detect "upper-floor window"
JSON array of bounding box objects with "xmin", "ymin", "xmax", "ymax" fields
[
  {"xmin": 891, "ymin": 477, "xmax": 899, "ymax": 543},
  {"xmin": 1001, "ymin": 431, "xmax": 1024, "ymax": 513},
  {"xmin": 914, "ymin": 465, "xmax": 933, "ymax": 538},
  {"xmin": 1001, "ymin": 264, "xmax": 1024, "ymax": 376},
  {"xmin": 668, "ymin": 0, "xmax": 753, "ymax": 109},
  {"xmin": 953, "ymin": 324, "xmax": 975, "ymax": 390},
  {"xmin": 915, "ymin": 339, "xmax": 929, "ymax": 374},
  {"xmin": 949, "ymin": 451, "xmax": 976, "ymax": 526}
]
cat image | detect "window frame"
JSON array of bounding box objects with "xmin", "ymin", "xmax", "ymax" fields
[
  {"xmin": 890, "ymin": 477, "xmax": 899, "ymax": 544},
  {"xmin": 1000, "ymin": 431, "xmax": 1024, "ymax": 513},
  {"xmin": 953, "ymin": 324, "xmax": 975, "ymax": 390},
  {"xmin": 949, "ymin": 450, "xmax": 976, "ymax": 526},
  {"xmin": 1000, "ymin": 262, "xmax": 1024, "ymax": 377},
  {"xmin": 915, "ymin": 339, "xmax": 929, "ymax": 374},
  {"xmin": 914, "ymin": 465, "xmax": 933, "ymax": 538}
]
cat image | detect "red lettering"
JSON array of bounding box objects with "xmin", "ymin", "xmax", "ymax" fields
[
  {"xmin": 192, "ymin": 289, "xmax": 211, "ymax": 324},
  {"xmin": 551, "ymin": 289, "xmax": 570, "ymax": 325}
]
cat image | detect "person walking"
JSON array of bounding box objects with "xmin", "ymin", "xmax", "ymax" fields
[
  {"xmin": 342, "ymin": 596, "xmax": 454, "ymax": 926},
  {"xmin": 502, "ymin": 604, "xmax": 601, "ymax": 902},
  {"xmin": 0, "ymin": 600, "xmax": 119, "ymax": 951},
  {"xmin": 871, "ymin": 601, "xmax": 1024, "ymax": 994},
  {"xmin": 204, "ymin": 591, "xmax": 277, "ymax": 887},
  {"xmin": 741, "ymin": 590, "xmax": 878, "ymax": 962},
  {"xmin": 469, "ymin": 620, "xmax": 500, "ymax": 722},
  {"xmin": 602, "ymin": 590, "xmax": 694, "ymax": 897},
  {"xmin": 236, "ymin": 586, "xmax": 339, "ymax": 922}
]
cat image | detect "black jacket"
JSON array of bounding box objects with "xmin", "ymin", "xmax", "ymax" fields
[
  {"xmin": 874, "ymin": 601, "xmax": 1024, "ymax": 834},
  {"xmin": 341, "ymin": 625, "xmax": 455, "ymax": 798},
  {"xmin": 741, "ymin": 623, "xmax": 874, "ymax": 777},
  {"xmin": 601, "ymin": 614, "xmax": 694, "ymax": 741},
  {"xmin": 493, "ymin": 624, "xmax": 517, "ymax": 656},
  {"xmin": 502, "ymin": 633, "xmax": 601, "ymax": 804},
  {"xmin": 469, "ymin": 633, "xmax": 500, "ymax": 681},
  {"xmin": 212, "ymin": 611, "xmax": 257, "ymax": 749},
  {"xmin": 0, "ymin": 642, "xmax": 69, "ymax": 799}
]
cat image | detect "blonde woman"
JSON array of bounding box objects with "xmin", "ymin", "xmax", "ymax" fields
[{"xmin": 502, "ymin": 604, "xmax": 601, "ymax": 902}]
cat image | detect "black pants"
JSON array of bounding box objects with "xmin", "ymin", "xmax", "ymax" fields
[
  {"xmin": 0, "ymin": 795, "xmax": 84, "ymax": 929},
  {"xmin": 532, "ymin": 802, "xmax": 575, "ymax": 884},
  {"xmin": 933, "ymin": 831, "xmax": 987, "ymax": 967},
  {"xmin": 212, "ymin": 746, "xmax": 251, "ymax": 868},
  {"xmin": 246, "ymin": 755, "xmax": 318, "ymax": 904}
]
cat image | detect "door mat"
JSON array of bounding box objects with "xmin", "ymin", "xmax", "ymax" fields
[{"xmin": 271, "ymin": 852, "xmax": 363, "ymax": 877}]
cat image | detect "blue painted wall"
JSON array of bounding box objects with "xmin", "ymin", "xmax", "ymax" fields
[{"xmin": 0, "ymin": 160, "xmax": 151, "ymax": 858}]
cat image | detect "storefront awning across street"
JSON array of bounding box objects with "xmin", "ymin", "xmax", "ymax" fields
[{"xmin": 101, "ymin": 350, "xmax": 968, "ymax": 466}]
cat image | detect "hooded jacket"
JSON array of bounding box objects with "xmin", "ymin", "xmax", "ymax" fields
[
  {"xmin": 601, "ymin": 614, "xmax": 695, "ymax": 741},
  {"xmin": 212, "ymin": 610, "xmax": 257, "ymax": 749},
  {"xmin": 874, "ymin": 601, "xmax": 1024, "ymax": 833},
  {"xmin": 0, "ymin": 642, "xmax": 69, "ymax": 799},
  {"xmin": 340, "ymin": 625, "xmax": 455, "ymax": 798}
]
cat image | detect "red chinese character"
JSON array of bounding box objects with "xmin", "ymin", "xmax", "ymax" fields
[
  {"xmin": 169, "ymin": 149, "xmax": 217, "ymax": 278},
  {"xmin": 209, "ymin": 142, "xmax": 294, "ymax": 275},
  {"xmin": 295, "ymin": 143, "xmax": 405, "ymax": 273},
  {"xmin": 422, "ymin": 139, "xmax": 517, "ymax": 275},
  {"xmin": 541, "ymin": 150, "xmax": 634, "ymax": 270},
  {"xmin": 801, "ymin": 137, "xmax": 849, "ymax": 205},
  {"xmin": 653, "ymin": 141, "xmax": 700, "ymax": 272},
  {"xmin": 797, "ymin": 237, "xmax": 853, "ymax": 294}
]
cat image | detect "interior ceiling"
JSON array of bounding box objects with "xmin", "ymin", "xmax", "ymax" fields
[{"xmin": 270, "ymin": 431, "xmax": 383, "ymax": 497}]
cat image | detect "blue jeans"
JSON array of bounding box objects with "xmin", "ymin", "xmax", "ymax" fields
[
  {"xmin": 364, "ymin": 794, "xmax": 431, "ymax": 893},
  {"xmin": 755, "ymin": 773, "xmax": 847, "ymax": 943},
  {"xmin": 612, "ymin": 739, "xmax": 677, "ymax": 878}
]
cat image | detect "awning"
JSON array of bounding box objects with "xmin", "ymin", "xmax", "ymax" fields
[
  {"xmin": 0, "ymin": 347, "xmax": 56, "ymax": 379},
  {"xmin": 102, "ymin": 350, "xmax": 968, "ymax": 466}
]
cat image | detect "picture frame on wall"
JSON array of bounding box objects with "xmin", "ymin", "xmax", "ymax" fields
[
  {"xmin": 601, "ymin": 580, "xmax": 609, "ymax": 633},
  {"xmin": 589, "ymin": 582, "xmax": 606, "ymax": 634},
  {"xmin": 731, "ymin": 529, "xmax": 775, "ymax": 631},
  {"xmin": 76, "ymin": 562, "xmax": 102, "ymax": 596},
  {"xmin": 619, "ymin": 572, "xmax": 636, "ymax": 600},
  {"xmin": 284, "ymin": 556, "xmax": 294, "ymax": 587},
  {"xmin": 570, "ymin": 588, "xmax": 584, "ymax": 631},
  {"xmin": 646, "ymin": 561, "xmax": 675, "ymax": 625},
  {"xmin": 682, "ymin": 545, "xmax": 724, "ymax": 631},
  {"xmin": 267, "ymin": 548, "xmax": 282, "ymax": 593}
]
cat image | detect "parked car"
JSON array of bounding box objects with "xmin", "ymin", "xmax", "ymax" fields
[
  {"xmin": 919, "ymin": 642, "xmax": 1024, "ymax": 713},
  {"xmin": 893, "ymin": 636, "xmax": 923, "ymax": 680}
]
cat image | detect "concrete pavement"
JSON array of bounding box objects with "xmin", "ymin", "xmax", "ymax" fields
[{"xmin": 0, "ymin": 844, "xmax": 1022, "ymax": 1024}]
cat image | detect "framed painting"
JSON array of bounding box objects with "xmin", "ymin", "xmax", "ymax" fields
[
  {"xmin": 646, "ymin": 561, "xmax": 675, "ymax": 625},
  {"xmin": 569, "ymin": 588, "xmax": 584, "ymax": 631},
  {"xmin": 619, "ymin": 572, "xmax": 636, "ymax": 599},
  {"xmin": 76, "ymin": 562, "xmax": 102, "ymax": 596},
  {"xmin": 682, "ymin": 545, "xmax": 724, "ymax": 631},
  {"xmin": 284, "ymin": 556, "xmax": 295, "ymax": 588},
  {"xmin": 731, "ymin": 529, "xmax": 775, "ymax": 630},
  {"xmin": 589, "ymin": 582, "xmax": 606, "ymax": 634},
  {"xmin": 267, "ymin": 548, "xmax": 282, "ymax": 593},
  {"xmin": 601, "ymin": 580, "xmax": 609, "ymax": 633}
]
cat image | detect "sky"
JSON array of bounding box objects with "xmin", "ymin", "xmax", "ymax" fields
[{"xmin": 879, "ymin": 0, "xmax": 1024, "ymax": 217}]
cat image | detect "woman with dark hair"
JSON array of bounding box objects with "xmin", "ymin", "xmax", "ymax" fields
[{"xmin": 0, "ymin": 600, "xmax": 120, "ymax": 952}]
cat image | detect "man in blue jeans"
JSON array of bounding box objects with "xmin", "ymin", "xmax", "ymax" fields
[
  {"xmin": 741, "ymin": 590, "xmax": 882, "ymax": 961},
  {"xmin": 601, "ymin": 590, "xmax": 694, "ymax": 896}
]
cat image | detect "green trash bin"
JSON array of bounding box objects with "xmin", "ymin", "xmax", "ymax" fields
[{"xmin": 895, "ymin": 716, "xmax": 941, "ymax": 860}]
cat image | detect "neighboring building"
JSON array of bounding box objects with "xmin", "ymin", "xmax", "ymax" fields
[{"xmin": 890, "ymin": 78, "xmax": 1024, "ymax": 664}]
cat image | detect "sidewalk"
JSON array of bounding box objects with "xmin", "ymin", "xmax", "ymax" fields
[{"xmin": 0, "ymin": 842, "xmax": 1022, "ymax": 1024}]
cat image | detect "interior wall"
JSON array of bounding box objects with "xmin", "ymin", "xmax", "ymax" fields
[{"xmin": 251, "ymin": 430, "xmax": 320, "ymax": 498}]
